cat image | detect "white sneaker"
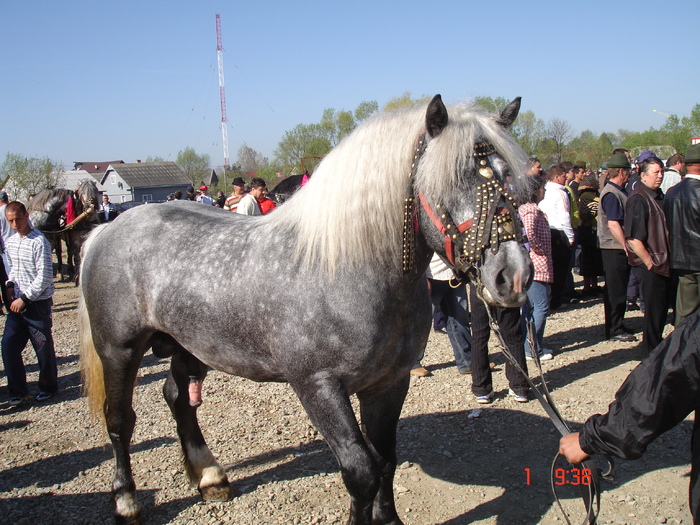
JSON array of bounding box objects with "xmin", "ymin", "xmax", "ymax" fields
[
  {"xmin": 475, "ymin": 391, "xmax": 494, "ymax": 404},
  {"xmin": 508, "ymin": 389, "xmax": 528, "ymax": 403},
  {"xmin": 539, "ymin": 350, "xmax": 554, "ymax": 361}
]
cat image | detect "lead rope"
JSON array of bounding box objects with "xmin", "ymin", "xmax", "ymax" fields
[{"xmin": 475, "ymin": 280, "xmax": 611, "ymax": 525}]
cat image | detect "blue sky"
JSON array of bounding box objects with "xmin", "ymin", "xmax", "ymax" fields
[{"xmin": 2, "ymin": 0, "xmax": 698, "ymax": 172}]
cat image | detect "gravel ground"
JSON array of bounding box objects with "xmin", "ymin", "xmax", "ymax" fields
[{"xmin": 0, "ymin": 280, "xmax": 693, "ymax": 524}]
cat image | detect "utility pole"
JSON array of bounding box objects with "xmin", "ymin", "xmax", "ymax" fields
[{"xmin": 216, "ymin": 14, "xmax": 229, "ymax": 187}]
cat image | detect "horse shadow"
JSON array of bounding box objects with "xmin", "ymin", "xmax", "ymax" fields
[
  {"xmin": 211, "ymin": 408, "xmax": 691, "ymax": 524},
  {"xmin": 0, "ymin": 437, "xmax": 176, "ymax": 493},
  {"xmin": 0, "ymin": 489, "xmax": 199, "ymax": 525}
]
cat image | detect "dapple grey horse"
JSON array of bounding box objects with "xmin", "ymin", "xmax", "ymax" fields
[{"xmin": 80, "ymin": 95, "xmax": 533, "ymax": 524}]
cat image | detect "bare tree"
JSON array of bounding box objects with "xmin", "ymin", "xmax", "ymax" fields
[
  {"xmin": 545, "ymin": 118, "xmax": 574, "ymax": 164},
  {"xmin": 237, "ymin": 144, "xmax": 268, "ymax": 174}
]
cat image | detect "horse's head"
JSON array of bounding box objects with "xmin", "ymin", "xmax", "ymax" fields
[
  {"xmin": 415, "ymin": 95, "xmax": 533, "ymax": 308},
  {"xmin": 75, "ymin": 179, "xmax": 100, "ymax": 219}
]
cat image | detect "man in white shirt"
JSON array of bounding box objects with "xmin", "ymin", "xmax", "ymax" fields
[
  {"xmin": 538, "ymin": 165, "xmax": 574, "ymax": 309},
  {"xmin": 2, "ymin": 201, "xmax": 57, "ymax": 405},
  {"xmin": 236, "ymin": 178, "xmax": 267, "ymax": 216},
  {"xmin": 661, "ymin": 153, "xmax": 684, "ymax": 194}
]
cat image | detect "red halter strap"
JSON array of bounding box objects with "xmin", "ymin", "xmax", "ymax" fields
[{"xmin": 418, "ymin": 191, "xmax": 473, "ymax": 266}]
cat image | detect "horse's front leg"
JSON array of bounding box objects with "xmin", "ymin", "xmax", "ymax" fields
[
  {"xmin": 292, "ymin": 375, "xmax": 381, "ymax": 525},
  {"xmin": 163, "ymin": 350, "xmax": 231, "ymax": 501},
  {"xmin": 358, "ymin": 375, "xmax": 410, "ymax": 525}
]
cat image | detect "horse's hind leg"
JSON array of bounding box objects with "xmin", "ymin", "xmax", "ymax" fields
[
  {"xmin": 102, "ymin": 346, "xmax": 146, "ymax": 524},
  {"xmin": 163, "ymin": 350, "xmax": 231, "ymax": 501},
  {"xmin": 358, "ymin": 375, "xmax": 410, "ymax": 525},
  {"xmin": 292, "ymin": 377, "xmax": 382, "ymax": 525}
]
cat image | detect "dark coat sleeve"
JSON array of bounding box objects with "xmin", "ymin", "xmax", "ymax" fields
[{"xmin": 579, "ymin": 310, "xmax": 700, "ymax": 459}]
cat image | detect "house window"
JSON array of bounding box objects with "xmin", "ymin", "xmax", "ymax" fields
[
  {"xmin": 111, "ymin": 174, "xmax": 116, "ymax": 184},
  {"xmin": 142, "ymin": 194, "xmax": 153, "ymax": 202}
]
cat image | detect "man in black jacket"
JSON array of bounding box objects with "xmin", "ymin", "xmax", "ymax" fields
[
  {"xmin": 664, "ymin": 144, "xmax": 700, "ymax": 324},
  {"xmin": 559, "ymin": 309, "xmax": 700, "ymax": 523}
]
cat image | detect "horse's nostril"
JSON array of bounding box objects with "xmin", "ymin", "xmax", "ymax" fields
[{"xmin": 495, "ymin": 270, "xmax": 506, "ymax": 288}]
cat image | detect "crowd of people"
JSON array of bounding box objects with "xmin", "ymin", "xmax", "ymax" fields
[{"xmin": 165, "ymin": 176, "xmax": 279, "ymax": 216}]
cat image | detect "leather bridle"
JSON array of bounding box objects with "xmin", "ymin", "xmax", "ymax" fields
[{"xmin": 403, "ymin": 133, "xmax": 524, "ymax": 277}]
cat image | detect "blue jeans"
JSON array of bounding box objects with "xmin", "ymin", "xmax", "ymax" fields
[
  {"xmin": 2, "ymin": 299, "xmax": 57, "ymax": 397},
  {"xmin": 430, "ymin": 280, "xmax": 472, "ymax": 373},
  {"xmin": 521, "ymin": 281, "xmax": 550, "ymax": 355}
]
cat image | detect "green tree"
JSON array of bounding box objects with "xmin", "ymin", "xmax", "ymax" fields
[
  {"xmin": 1, "ymin": 153, "xmax": 64, "ymax": 201},
  {"xmin": 274, "ymin": 123, "xmax": 331, "ymax": 172},
  {"xmin": 256, "ymin": 164, "xmax": 284, "ymax": 187},
  {"xmin": 176, "ymin": 147, "xmax": 210, "ymax": 186},
  {"xmin": 383, "ymin": 92, "xmax": 432, "ymax": 112},
  {"xmin": 145, "ymin": 155, "xmax": 166, "ymax": 162},
  {"xmin": 511, "ymin": 110, "xmax": 545, "ymax": 156},
  {"xmin": 473, "ymin": 96, "xmax": 510, "ymax": 113},
  {"xmin": 354, "ymin": 100, "xmax": 378, "ymax": 122}
]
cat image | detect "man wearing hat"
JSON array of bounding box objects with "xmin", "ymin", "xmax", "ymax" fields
[
  {"xmin": 664, "ymin": 144, "xmax": 700, "ymax": 324},
  {"xmin": 196, "ymin": 185, "xmax": 215, "ymax": 206},
  {"xmin": 224, "ymin": 177, "xmax": 246, "ymax": 212},
  {"xmin": 598, "ymin": 153, "xmax": 637, "ymax": 342}
]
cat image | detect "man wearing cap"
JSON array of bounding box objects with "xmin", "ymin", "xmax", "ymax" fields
[
  {"xmin": 224, "ymin": 177, "xmax": 246, "ymax": 212},
  {"xmin": 598, "ymin": 153, "xmax": 637, "ymax": 342},
  {"xmin": 196, "ymin": 185, "xmax": 215, "ymax": 206},
  {"xmin": 664, "ymin": 144, "xmax": 700, "ymax": 324}
]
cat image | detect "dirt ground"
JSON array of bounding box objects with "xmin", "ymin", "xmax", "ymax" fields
[{"xmin": 0, "ymin": 279, "xmax": 693, "ymax": 524}]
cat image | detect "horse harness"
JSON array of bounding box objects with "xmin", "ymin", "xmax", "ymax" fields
[
  {"xmin": 403, "ymin": 133, "xmax": 523, "ymax": 278},
  {"xmin": 403, "ymin": 132, "xmax": 611, "ymax": 524}
]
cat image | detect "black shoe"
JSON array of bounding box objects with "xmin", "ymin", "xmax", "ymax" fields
[
  {"xmin": 610, "ymin": 330, "xmax": 637, "ymax": 342},
  {"xmin": 626, "ymin": 301, "xmax": 640, "ymax": 312},
  {"xmin": 620, "ymin": 325, "xmax": 635, "ymax": 335}
]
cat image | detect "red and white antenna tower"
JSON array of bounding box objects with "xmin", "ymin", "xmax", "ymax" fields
[{"xmin": 215, "ymin": 14, "xmax": 229, "ymax": 173}]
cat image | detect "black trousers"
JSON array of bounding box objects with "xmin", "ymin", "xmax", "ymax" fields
[
  {"xmin": 601, "ymin": 249, "xmax": 631, "ymax": 339},
  {"xmin": 633, "ymin": 265, "xmax": 670, "ymax": 357},
  {"xmin": 550, "ymin": 229, "xmax": 572, "ymax": 309},
  {"xmin": 469, "ymin": 285, "xmax": 528, "ymax": 396}
]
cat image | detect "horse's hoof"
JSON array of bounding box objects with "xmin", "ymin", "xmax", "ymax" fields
[
  {"xmin": 199, "ymin": 482, "xmax": 232, "ymax": 501},
  {"xmin": 114, "ymin": 509, "xmax": 142, "ymax": 525},
  {"xmin": 115, "ymin": 515, "xmax": 142, "ymax": 525},
  {"xmin": 114, "ymin": 493, "xmax": 142, "ymax": 524}
]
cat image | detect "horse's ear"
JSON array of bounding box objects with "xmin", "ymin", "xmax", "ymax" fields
[
  {"xmin": 426, "ymin": 94, "xmax": 448, "ymax": 138},
  {"xmin": 496, "ymin": 97, "xmax": 521, "ymax": 129}
]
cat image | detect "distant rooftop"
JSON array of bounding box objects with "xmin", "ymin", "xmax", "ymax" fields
[
  {"xmin": 105, "ymin": 162, "xmax": 190, "ymax": 187},
  {"xmin": 73, "ymin": 161, "xmax": 125, "ymax": 173}
]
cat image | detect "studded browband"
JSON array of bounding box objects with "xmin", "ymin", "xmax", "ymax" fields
[{"xmin": 402, "ymin": 134, "xmax": 523, "ymax": 274}]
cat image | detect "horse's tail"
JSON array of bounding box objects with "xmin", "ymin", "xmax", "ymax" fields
[
  {"xmin": 79, "ymin": 292, "xmax": 105, "ymax": 425},
  {"xmin": 79, "ymin": 224, "xmax": 109, "ymax": 427}
]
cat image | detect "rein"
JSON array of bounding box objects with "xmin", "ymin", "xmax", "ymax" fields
[
  {"xmin": 477, "ymin": 288, "xmax": 612, "ymax": 525},
  {"xmin": 402, "ymin": 133, "xmax": 612, "ymax": 523},
  {"xmin": 39, "ymin": 205, "xmax": 96, "ymax": 235}
]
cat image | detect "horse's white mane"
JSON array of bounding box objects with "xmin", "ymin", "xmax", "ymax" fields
[{"xmin": 267, "ymin": 100, "xmax": 529, "ymax": 274}]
